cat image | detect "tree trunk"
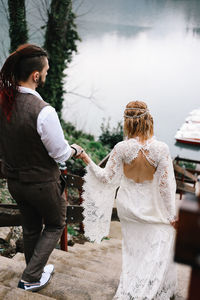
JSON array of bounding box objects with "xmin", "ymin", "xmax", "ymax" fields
[
  {"xmin": 38, "ymin": 0, "xmax": 80, "ymax": 114},
  {"xmin": 8, "ymin": 0, "xmax": 28, "ymax": 53}
]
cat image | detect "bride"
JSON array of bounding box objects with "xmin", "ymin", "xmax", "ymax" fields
[{"xmin": 79, "ymin": 101, "xmax": 177, "ymax": 299}]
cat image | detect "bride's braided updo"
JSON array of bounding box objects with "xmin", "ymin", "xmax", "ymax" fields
[{"xmin": 124, "ymin": 101, "xmax": 154, "ymax": 140}]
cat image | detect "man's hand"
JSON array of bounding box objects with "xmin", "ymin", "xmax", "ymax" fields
[{"xmin": 71, "ymin": 144, "xmax": 83, "ymax": 158}]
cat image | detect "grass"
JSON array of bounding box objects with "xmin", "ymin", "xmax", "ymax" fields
[{"xmin": 0, "ymin": 179, "xmax": 14, "ymax": 204}]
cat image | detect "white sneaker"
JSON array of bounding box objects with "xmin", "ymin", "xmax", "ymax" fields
[
  {"xmin": 39, "ymin": 271, "xmax": 52, "ymax": 289},
  {"xmin": 18, "ymin": 272, "xmax": 51, "ymax": 292},
  {"xmin": 43, "ymin": 264, "xmax": 54, "ymax": 275}
]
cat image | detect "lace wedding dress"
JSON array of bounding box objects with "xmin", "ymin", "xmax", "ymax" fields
[{"xmin": 82, "ymin": 137, "xmax": 177, "ymax": 299}]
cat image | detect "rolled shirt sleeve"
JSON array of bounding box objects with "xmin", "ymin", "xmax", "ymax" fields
[{"xmin": 37, "ymin": 106, "xmax": 72, "ymax": 163}]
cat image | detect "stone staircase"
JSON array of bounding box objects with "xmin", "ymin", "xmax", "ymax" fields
[
  {"xmin": 0, "ymin": 235, "xmax": 122, "ymax": 300},
  {"xmin": 0, "ymin": 222, "xmax": 192, "ymax": 300}
]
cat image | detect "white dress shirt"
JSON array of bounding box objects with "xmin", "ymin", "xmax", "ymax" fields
[{"xmin": 18, "ymin": 86, "xmax": 72, "ymax": 163}]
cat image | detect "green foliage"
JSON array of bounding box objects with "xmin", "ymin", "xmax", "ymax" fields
[
  {"xmin": 61, "ymin": 120, "xmax": 110, "ymax": 175},
  {"xmin": 98, "ymin": 119, "xmax": 123, "ymax": 149},
  {"xmin": 8, "ymin": 0, "xmax": 28, "ymax": 53},
  {"xmin": 67, "ymin": 225, "xmax": 79, "ymax": 236},
  {"xmin": 38, "ymin": 0, "xmax": 80, "ymax": 114},
  {"xmin": 178, "ymin": 161, "xmax": 196, "ymax": 170},
  {"xmin": 7, "ymin": 0, "xmax": 80, "ymax": 116},
  {"xmin": 0, "ymin": 179, "xmax": 15, "ymax": 204}
]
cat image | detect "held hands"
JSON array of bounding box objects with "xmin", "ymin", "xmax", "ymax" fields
[
  {"xmin": 70, "ymin": 144, "xmax": 90, "ymax": 164},
  {"xmin": 71, "ymin": 144, "xmax": 83, "ymax": 158}
]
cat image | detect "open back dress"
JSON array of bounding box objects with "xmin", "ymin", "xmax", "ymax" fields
[{"xmin": 82, "ymin": 137, "xmax": 177, "ymax": 299}]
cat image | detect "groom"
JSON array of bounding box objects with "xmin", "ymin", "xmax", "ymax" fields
[{"xmin": 0, "ymin": 44, "xmax": 82, "ymax": 292}]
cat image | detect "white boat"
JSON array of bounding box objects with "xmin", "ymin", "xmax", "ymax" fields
[
  {"xmin": 185, "ymin": 108, "xmax": 200, "ymax": 123},
  {"xmin": 175, "ymin": 109, "xmax": 200, "ymax": 145}
]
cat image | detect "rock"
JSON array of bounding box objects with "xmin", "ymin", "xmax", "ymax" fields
[
  {"xmin": 0, "ymin": 256, "xmax": 22, "ymax": 288},
  {"xmin": 0, "ymin": 284, "xmax": 56, "ymax": 300},
  {"xmin": 109, "ymin": 221, "xmax": 122, "ymax": 239},
  {"xmin": 0, "ymin": 227, "xmax": 10, "ymax": 240}
]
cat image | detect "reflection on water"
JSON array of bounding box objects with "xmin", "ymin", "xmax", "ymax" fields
[
  {"xmin": 63, "ymin": 0, "xmax": 200, "ymax": 160},
  {"xmin": 175, "ymin": 141, "xmax": 200, "ymax": 151},
  {"xmin": 174, "ymin": 141, "xmax": 200, "ymax": 158}
]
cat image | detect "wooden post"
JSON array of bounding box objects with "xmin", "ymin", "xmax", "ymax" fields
[
  {"xmin": 175, "ymin": 193, "xmax": 200, "ymax": 300},
  {"xmin": 187, "ymin": 194, "xmax": 200, "ymax": 299},
  {"xmin": 187, "ymin": 268, "xmax": 200, "ymax": 300},
  {"xmin": 60, "ymin": 166, "xmax": 68, "ymax": 252},
  {"xmin": 60, "ymin": 224, "xmax": 68, "ymax": 252},
  {"xmin": 78, "ymin": 189, "xmax": 84, "ymax": 233},
  {"xmin": 180, "ymin": 173, "xmax": 184, "ymax": 200}
]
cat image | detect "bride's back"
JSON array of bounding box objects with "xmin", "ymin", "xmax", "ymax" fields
[{"xmin": 123, "ymin": 149, "xmax": 156, "ymax": 183}]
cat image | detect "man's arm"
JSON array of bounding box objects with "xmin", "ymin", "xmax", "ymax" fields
[{"xmin": 37, "ymin": 106, "xmax": 82, "ymax": 163}]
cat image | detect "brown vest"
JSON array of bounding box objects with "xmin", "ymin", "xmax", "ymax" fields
[{"xmin": 0, "ymin": 92, "xmax": 60, "ymax": 182}]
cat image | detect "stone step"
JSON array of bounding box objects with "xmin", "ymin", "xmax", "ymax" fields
[
  {"xmin": 0, "ymin": 252, "xmax": 118, "ymax": 300},
  {"xmin": 0, "ymin": 256, "xmax": 24, "ymax": 288},
  {"xmin": 0, "ymin": 235, "xmax": 191, "ymax": 300},
  {"xmin": 13, "ymin": 244, "xmax": 122, "ymax": 268},
  {"xmin": 39, "ymin": 272, "xmax": 117, "ymax": 300},
  {"xmin": 67, "ymin": 238, "xmax": 122, "ymax": 254},
  {"xmin": 0, "ymin": 284, "xmax": 56, "ymax": 300},
  {"xmin": 48, "ymin": 248, "xmax": 121, "ymax": 280},
  {"xmin": 12, "ymin": 239, "xmax": 122, "ymax": 264},
  {"xmin": 54, "ymin": 243, "xmax": 122, "ymax": 263},
  {"xmin": 68, "ymin": 246, "xmax": 121, "ymax": 261},
  {"xmin": 13, "ymin": 240, "xmax": 122, "ymax": 281},
  {"xmin": 0, "ymin": 256, "xmax": 55, "ymax": 300},
  {"xmin": 48, "ymin": 249, "xmax": 121, "ymax": 289},
  {"xmin": 12, "ymin": 252, "xmax": 25, "ymax": 263},
  {"xmin": 13, "ymin": 249, "xmax": 121, "ymax": 287},
  {"xmin": 1, "ymin": 238, "xmax": 122, "ymax": 299},
  {"xmin": 52, "ymin": 264, "xmax": 118, "ymax": 288}
]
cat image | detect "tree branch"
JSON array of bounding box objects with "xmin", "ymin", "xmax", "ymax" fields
[{"xmin": 68, "ymin": 90, "xmax": 104, "ymax": 111}]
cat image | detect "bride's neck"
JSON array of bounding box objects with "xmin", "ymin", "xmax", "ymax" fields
[{"xmin": 127, "ymin": 134, "xmax": 152, "ymax": 144}]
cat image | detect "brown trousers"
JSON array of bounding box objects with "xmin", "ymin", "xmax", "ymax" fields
[{"xmin": 7, "ymin": 178, "xmax": 66, "ymax": 282}]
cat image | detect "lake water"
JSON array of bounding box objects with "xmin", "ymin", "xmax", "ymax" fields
[
  {"xmin": 0, "ymin": 0, "xmax": 200, "ymax": 160},
  {"xmin": 62, "ymin": 0, "xmax": 200, "ymax": 160}
]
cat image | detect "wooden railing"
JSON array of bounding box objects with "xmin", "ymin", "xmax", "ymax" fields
[
  {"xmin": 0, "ymin": 154, "xmax": 119, "ymax": 251},
  {"xmin": 0, "ymin": 172, "xmax": 119, "ymax": 251},
  {"xmin": 173, "ymin": 156, "xmax": 199, "ymax": 198},
  {"xmin": 0, "ymin": 202, "xmax": 119, "ymax": 228},
  {"xmin": 1, "ymin": 155, "xmax": 199, "ymax": 251}
]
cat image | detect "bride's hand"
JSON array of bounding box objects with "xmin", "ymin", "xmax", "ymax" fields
[
  {"xmin": 77, "ymin": 150, "xmax": 91, "ymax": 165},
  {"xmin": 170, "ymin": 220, "xmax": 178, "ymax": 230}
]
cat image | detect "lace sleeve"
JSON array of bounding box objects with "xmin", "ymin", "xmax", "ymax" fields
[
  {"xmin": 82, "ymin": 144, "xmax": 123, "ymax": 243},
  {"xmin": 87, "ymin": 145, "xmax": 123, "ymax": 185},
  {"xmin": 157, "ymin": 144, "xmax": 176, "ymax": 223}
]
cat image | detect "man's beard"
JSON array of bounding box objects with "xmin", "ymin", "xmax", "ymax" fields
[{"xmin": 37, "ymin": 75, "xmax": 45, "ymax": 88}]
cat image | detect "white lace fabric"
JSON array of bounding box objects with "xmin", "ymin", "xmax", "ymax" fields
[{"xmin": 82, "ymin": 137, "xmax": 177, "ymax": 299}]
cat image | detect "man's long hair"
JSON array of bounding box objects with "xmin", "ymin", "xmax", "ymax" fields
[{"xmin": 0, "ymin": 44, "xmax": 47, "ymax": 121}]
